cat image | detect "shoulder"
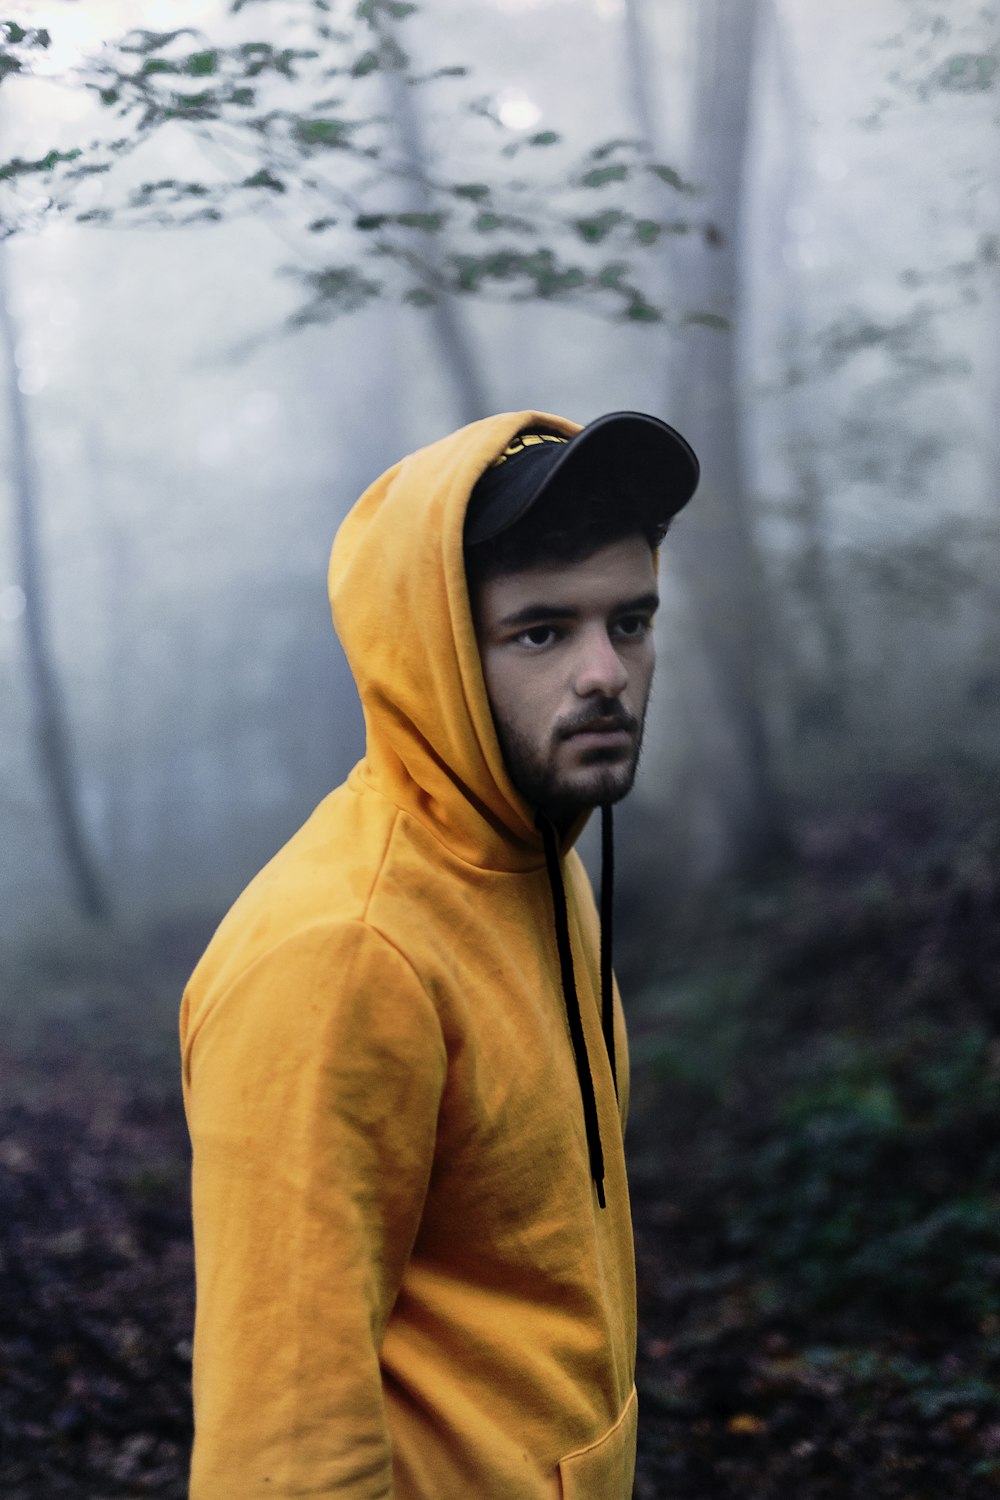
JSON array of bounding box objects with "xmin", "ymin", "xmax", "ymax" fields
[
  {"xmin": 181, "ymin": 913, "xmax": 445, "ymax": 1097},
  {"xmin": 181, "ymin": 783, "xmax": 444, "ymax": 1060},
  {"xmin": 189, "ymin": 780, "xmax": 399, "ymax": 979}
]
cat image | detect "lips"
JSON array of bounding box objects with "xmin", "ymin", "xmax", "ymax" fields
[
  {"xmin": 561, "ymin": 715, "xmax": 636, "ymax": 741},
  {"xmin": 560, "ymin": 715, "xmax": 637, "ymax": 759},
  {"xmin": 567, "ymin": 728, "xmax": 633, "ymax": 752}
]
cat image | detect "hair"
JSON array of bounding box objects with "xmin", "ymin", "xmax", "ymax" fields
[{"xmin": 464, "ymin": 480, "xmax": 666, "ymax": 595}]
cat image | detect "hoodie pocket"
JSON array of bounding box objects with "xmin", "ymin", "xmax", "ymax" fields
[{"xmin": 558, "ymin": 1386, "xmax": 637, "ymax": 1500}]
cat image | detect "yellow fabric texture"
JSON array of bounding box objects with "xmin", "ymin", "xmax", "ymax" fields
[{"xmin": 180, "ymin": 410, "xmax": 638, "ymax": 1499}]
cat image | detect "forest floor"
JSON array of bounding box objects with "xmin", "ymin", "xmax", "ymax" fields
[{"xmin": 1, "ymin": 778, "xmax": 999, "ymax": 1497}]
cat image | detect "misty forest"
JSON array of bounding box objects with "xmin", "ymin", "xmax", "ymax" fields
[{"xmin": 1, "ymin": 0, "xmax": 998, "ymax": 1494}]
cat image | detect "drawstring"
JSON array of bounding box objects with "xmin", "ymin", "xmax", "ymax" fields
[
  {"xmin": 537, "ymin": 808, "xmax": 617, "ymax": 1210},
  {"xmin": 601, "ymin": 803, "xmax": 617, "ymax": 1098}
]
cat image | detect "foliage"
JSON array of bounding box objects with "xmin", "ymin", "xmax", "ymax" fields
[
  {"xmin": 869, "ymin": 0, "xmax": 1000, "ymax": 118},
  {"xmin": 628, "ymin": 788, "xmax": 1000, "ymax": 1493},
  {"xmin": 0, "ymin": 16, "xmax": 50, "ymax": 81},
  {"xmin": 0, "ymin": 1, "xmax": 703, "ymax": 327},
  {"xmin": 636, "ymin": 799, "xmax": 1000, "ymax": 1331}
]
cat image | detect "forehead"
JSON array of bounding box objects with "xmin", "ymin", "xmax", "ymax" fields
[{"xmin": 473, "ymin": 536, "xmax": 657, "ymax": 627}]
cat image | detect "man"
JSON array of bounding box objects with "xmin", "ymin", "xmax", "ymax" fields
[{"xmin": 180, "ymin": 409, "xmax": 699, "ymax": 1499}]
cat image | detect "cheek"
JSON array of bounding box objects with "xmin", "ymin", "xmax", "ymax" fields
[
  {"xmin": 482, "ymin": 655, "xmax": 561, "ymax": 745},
  {"xmin": 631, "ymin": 645, "xmax": 655, "ymax": 702}
]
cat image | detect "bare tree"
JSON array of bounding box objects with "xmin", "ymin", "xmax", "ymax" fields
[
  {"xmin": 626, "ymin": 0, "xmax": 786, "ymax": 881},
  {"xmin": 0, "ymin": 241, "xmax": 109, "ymax": 918},
  {"xmin": 766, "ymin": 0, "xmax": 850, "ymax": 733}
]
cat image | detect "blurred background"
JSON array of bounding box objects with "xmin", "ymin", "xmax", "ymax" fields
[{"xmin": 1, "ymin": 1, "xmax": 998, "ymax": 1495}]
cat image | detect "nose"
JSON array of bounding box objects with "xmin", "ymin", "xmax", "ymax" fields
[{"xmin": 573, "ymin": 626, "xmax": 629, "ymax": 699}]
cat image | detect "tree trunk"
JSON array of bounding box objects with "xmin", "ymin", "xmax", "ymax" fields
[
  {"xmin": 375, "ymin": 17, "xmax": 491, "ymax": 426},
  {"xmin": 766, "ymin": 0, "xmax": 850, "ymax": 734},
  {"xmin": 0, "ymin": 241, "xmax": 110, "ymax": 919},
  {"xmin": 631, "ymin": 0, "xmax": 786, "ymax": 882}
]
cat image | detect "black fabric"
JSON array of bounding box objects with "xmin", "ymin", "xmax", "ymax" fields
[
  {"xmin": 465, "ymin": 411, "xmax": 700, "ymax": 547},
  {"xmin": 537, "ymin": 811, "xmax": 607, "ymax": 1210}
]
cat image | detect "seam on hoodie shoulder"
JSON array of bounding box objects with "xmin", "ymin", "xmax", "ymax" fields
[
  {"xmin": 355, "ymin": 813, "xmax": 443, "ymax": 1026},
  {"xmin": 360, "ymin": 804, "xmax": 402, "ymax": 925}
]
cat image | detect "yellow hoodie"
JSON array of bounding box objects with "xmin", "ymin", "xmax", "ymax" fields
[{"xmin": 180, "ymin": 410, "xmax": 637, "ymax": 1499}]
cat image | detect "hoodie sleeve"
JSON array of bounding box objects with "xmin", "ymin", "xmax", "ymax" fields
[{"xmin": 181, "ymin": 919, "xmax": 446, "ymax": 1499}]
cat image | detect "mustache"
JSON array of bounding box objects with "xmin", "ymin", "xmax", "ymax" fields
[{"xmin": 558, "ymin": 704, "xmax": 638, "ymax": 740}]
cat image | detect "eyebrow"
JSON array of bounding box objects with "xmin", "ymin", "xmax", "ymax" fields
[{"xmin": 496, "ymin": 591, "xmax": 660, "ymax": 629}]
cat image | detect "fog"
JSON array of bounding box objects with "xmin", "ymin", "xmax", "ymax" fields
[{"xmin": 2, "ymin": 0, "xmax": 996, "ymax": 943}]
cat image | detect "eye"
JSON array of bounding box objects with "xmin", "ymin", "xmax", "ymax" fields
[
  {"xmin": 515, "ymin": 624, "xmax": 559, "ymax": 648},
  {"xmin": 612, "ymin": 613, "xmax": 652, "ymax": 640}
]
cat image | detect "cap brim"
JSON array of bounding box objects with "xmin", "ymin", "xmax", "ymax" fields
[{"xmin": 464, "ymin": 410, "xmax": 700, "ymax": 546}]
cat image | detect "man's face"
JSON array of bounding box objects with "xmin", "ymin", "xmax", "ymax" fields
[{"xmin": 473, "ymin": 536, "xmax": 658, "ymax": 827}]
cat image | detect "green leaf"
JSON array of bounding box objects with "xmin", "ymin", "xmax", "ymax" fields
[
  {"xmin": 295, "ymin": 117, "xmax": 350, "ymax": 145},
  {"xmin": 933, "ymin": 52, "xmax": 998, "ymax": 92},
  {"xmin": 474, "ymin": 212, "xmax": 503, "ymax": 232},
  {"xmin": 141, "ymin": 57, "xmax": 179, "ymax": 75},
  {"xmin": 597, "ymin": 261, "xmax": 627, "ymax": 289},
  {"xmin": 685, "ymin": 310, "xmax": 729, "ymax": 331},
  {"xmin": 2, "ymin": 20, "xmax": 27, "ymax": 43},
  {"xmin": 647, "ymin": 162, "xmax": 691, "ymax": 191},
  {"xmin": 528, "ymin": 130, "xmax": 560, "ymax": 147},
  {"xmin": 355, "ymin": 213, "xmax": 388, "ymax": 230},
  {"xmin": 121, "ymin": 28, "xmax": 194, "ymax": 56},
  {"xmin": 396, "ymin": 211, "xmax": 446, "ymax": 232},
  {"xmin": 627, "ymin": 298, "xmax": 662, "ymax": 323},
  {"xmin": 451, "ymin": 251, "xmax": 514, "ymax": 292},
  {"xmin": 556, "ymin": 265, "xmax": 586, "ymax": 293},
  {"xmin": 291, "ymin": 265, "xmax": 382, "ymax": 325},
  {"xmin": 166, "ymin": 90, "xmax": 217, "ymax": 117},
  {"xmin": 187, "ymin": 49, "xmax": 219, "ymax": 76},
  {"xmin": 243, "ymin": 167, "xmax": 285, "ymax": 192},
  {"xmin": 452, "ymin": 183, "xmax": 490, "ymax": 201},
  {"xmin": 132, "ymin": 178, "xmax": 212, "ymax": 202},
  {"xmin": 527, "ymin": 252, "xmax": 586, "ymax": 297},
  {"xmin": 634, "ymin": 219, "xmax": 661, "ymax": 245},
  {"xmin": 581, "ymin": 164, "xmax": 629, "ymax": 188},
  {"xmin": 416, "ymin": 66, "xmax": 467, "ymax": 81},
  {"xmin": 574, "ymin": 209, "xmax": 625, "ymax": 243},
  {"xmin": 309, "ymin": 216, "xmax": 338, "ymax": 231},
  {"xmin": 588, "ymin": 137, "xmax": 640, "ymax": 160},
  {"xmin": 0, "ymin": 147, "xmax": 81, "ymax": 181},
  {"xmin": 403, "ymin": 286, "xmax": 436, "ymax": 306},
  {"xmin": 230, "ymin": 86, "xmax": 255, "ymax": 106},
  {"xmin": 352, "ymin": 49, "xmax": 379, "ymax": 77},
  {"xmin": 358, "ymin": 0, "xmax": 416, "ymax": 17},
  {"xmin": 451, "ymin": 248, "xmax": 587, "ymax": 299}
]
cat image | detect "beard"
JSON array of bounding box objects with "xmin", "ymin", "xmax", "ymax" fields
[{"xmin": 494, "ymin": 696, "xmax": 648, "ymax": 827}]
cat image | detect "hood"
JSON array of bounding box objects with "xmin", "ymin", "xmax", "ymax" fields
[{"xmin": 329, "ymin": 410, "xmax": 582, "ymax": 870}]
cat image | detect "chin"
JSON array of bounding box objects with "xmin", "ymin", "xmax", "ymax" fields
[{"xmin": 559, "ymin": 763, "xmax": 639, "ymax": 815}]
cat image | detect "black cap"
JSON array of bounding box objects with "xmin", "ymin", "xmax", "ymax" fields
[{"xmin": 464, "ymin": 410, "xmax": 700, "ymax": 547}]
